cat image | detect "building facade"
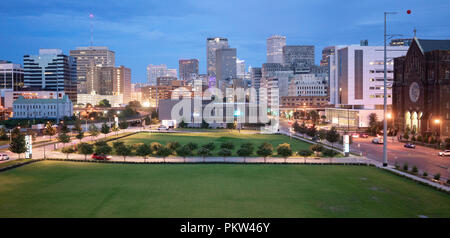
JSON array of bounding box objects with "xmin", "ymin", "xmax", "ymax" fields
[
  {"xmin": 206, "ymin": 37, "xmax": 229, "ymax": 77},
  {"xmin": 69, "ymin": 46, "xmax": 115, "ymax": 94},
  {"xmin": 282, "ymin": 45, "xmax": 315, "ymax": 68},
  {"xmin": 320, "ymin": 46, "xmax": 335, "ymax": 67},
  {"xmin": 13, "ymin": 95, "xmax": 73, "ymax": 119},
  {"xmin": 0, "ymin": 60, "xmax": 24, "ymax": 91},
  {"xmin": 215, "ymin": 48, "xmax": 237, "ymax": 91},
  {"xmin": 85, "ymin": 65, "xmax": 131, "ymax": 105},
  {"xmin": 179, "ymin": 59, "xmax": 199, "ymax": 82},
  {"xmin": 23, "ymin": 49, "xmax": 77, "ymax": 104},
  {"xmin": 393, "ymin": 38, "xmax": 450, "ymax": 139},
  {"xmin": 146, "ymin": 64, "xmax": 177, "ymax": 85},
  {"xmin": 288, "ymin": 73, "xmax": 328, "ymax": 97},
  {"xmin": 267, "ymin": 35, "xmax": 286, "ymax": 64}
]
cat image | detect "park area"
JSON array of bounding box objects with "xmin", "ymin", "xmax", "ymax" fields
[
  {"xmin": 0, "ymin": 160, "xmax": 449, "ymax": 218},
  {"xmin": 107, "ymin": 131, "xmax": 313, "ymax": 157}
]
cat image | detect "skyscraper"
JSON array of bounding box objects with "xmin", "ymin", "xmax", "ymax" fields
[
  {"xmin": 236, "ymin": 58, "xmax": 246, "ymax": 79},
  {"xmin": 206, "ymin": 37, "xmax": 229, "ymax": 77},
  {"xmin": 282, "ymin": 45, "xmax": 315, "ymax": 68},
  {"xmin": 86, "ymin": 65, "xmax": 131, "ymax": 104},
  {"xmin": 215, "ymin": 48, "xmax": 236, "ymax": 90},
  {"xmin": 0, "ymin": 60, "xmax": 23, "ymax": 91},
  {"xmin": 69, "ymin": 46, "xmax": 115, "ymax": 94},
  {"xmin": 320, "ymin": 46, "xmax": 335, "ymax": 67},
  {"xmin": 23, "ymin": 49, "xmax": 77, "ymax": 103},
  {"xmin": 179, "ymin": 59, "xmax": 199, "ymax": 81},
  {"xmin": 267, "ymin": 35, "xmax": 286, "ymax": 64},
  {"xmin": 147, "ymin": 64, "xmax": 177, "ymax": 85}
]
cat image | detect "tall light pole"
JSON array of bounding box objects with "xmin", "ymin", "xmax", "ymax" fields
[{"xmin": 383, "ymin": 11, "xmax": 397, "ymax": 167}]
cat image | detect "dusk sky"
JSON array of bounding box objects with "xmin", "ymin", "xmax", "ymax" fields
[{"xmin": 1, "ymin": 0, "xmax": 449, "ymax": 83}]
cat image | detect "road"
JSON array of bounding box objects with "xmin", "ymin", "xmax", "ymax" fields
[{"xmin": 279, "ymin": 118, "xmax": 450, "ymax": 180}]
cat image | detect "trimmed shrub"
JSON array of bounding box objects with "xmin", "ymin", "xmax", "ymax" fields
[
  {"xmin": 310, "ymin": 144, "xmax": 324, "ymax": 152},
  {"xmin": 298, "ymin": 149, "xmax": 313, "ymax": 157},
  {"xmin": 217, "ymin": 148, "xmax": 232, "ymax": 157},
  {"xmin": 434, "ymin": 173, "xmax": 441, "ymax": 180},
  {"xmin": 422, "ymin": 171, "xmax": 428, "ymax": 177},
  {"xmin": 402, "ymin": 163, "xmax": 409, "ymax": 171},
  {"xmin": 322, "ymin": 149, "xmax": 338, "ymax": 157},
  {"xmin": 412, "ymin": 166, "xmax": 418, "ymax": 174},
  {"xmin": 202, "ymin": 142, "xmax": 216, "ymax": 151},
  {"xmin": 220, "ymin": 142, "xmax": 234, "ymax": 150}
]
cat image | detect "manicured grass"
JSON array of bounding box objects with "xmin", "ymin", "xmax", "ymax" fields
[
  {"xmin": 0, "ymin": 160, "xmax": 449, "ymax": 218},
  {"xmin": 0, "ymin": 159, "xmax": 32, "ymax": 169},
  {"xmin": 110, "ymin": 131, "xmax": 311, "ymax": 156}
]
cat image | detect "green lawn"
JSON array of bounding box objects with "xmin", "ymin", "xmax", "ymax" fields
[
  {"xmin": 0, "ymin": 160, "xmax": 449, "ymax": 218},
  {"xmin": 0, "ymin": 159, "xmax": 32, "ymax": 169},
  {"xmin": 110, "ymin": 131, "xmax": 311, "ymax": 156}
]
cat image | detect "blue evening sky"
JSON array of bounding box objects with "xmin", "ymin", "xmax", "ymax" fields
[{"xmin": 0, "ymin": 0, "xmax": 449, "ymax": 83}]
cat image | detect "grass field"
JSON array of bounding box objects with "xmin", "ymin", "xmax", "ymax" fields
[
  {"xmin": 0, "ymin": 160, "xmax": 449, "ymax": 218},
  {"xmin": 110, "ymin": 132, "xmax": 312, "ymax": 156}
]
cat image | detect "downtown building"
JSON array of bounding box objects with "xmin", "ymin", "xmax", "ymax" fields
[
  {"xmin": 282, "ymin": 45, "xmax": 315, "ymax": 70},
  {"xmin": 81, "ymin": 65, "xmax": 131, "ymax": 107},
  {"xmin": 147, "ymin": 64, "xmax": 177, "ymax": 85},
  {"xmin": 215, "ymin": 48, "xmax": 237, "ymax": 91},
  {"xmin": 393, "ymin": 38, "xmax": 450, "ymax": 139},
  {"xmin": 23, "ymin": 49, "xmax": 77, "ymax": 104},
  {"xmin": 0, "ymin": 60, "xmax": 24, "ymax": 91},
  {"xmin": 206, "ymin": 37, "xmax": 229, "ymax": 77},
  {"xmin": 13, "ymin": 95, "xmax": 73, "ymax": 119},
  {"xmin": 267, "ymin": 35, "xmax": 286, "ymax": 64},
  {"xmin": 326, "ymin": 43, "xmax": 408, "ymax": 128},
  {"xmin": 69, "ymin": 46, "xmax": 115, "ymax": 94},
  {"xmin": 179, "ymin": 59, "xmax": 199, "ymax": 82}
]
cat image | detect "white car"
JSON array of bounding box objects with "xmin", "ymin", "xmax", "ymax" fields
[
  {"xmin": 438, "ymin": 150, "xmax": 450, "ymax": 156},
  {"xmin": 0, "ymin": 153, "xmax": 10, "ymax": 161},
  {"xmin": 158, "ymin": 125, "xmax": 169, "ymax": 131}
]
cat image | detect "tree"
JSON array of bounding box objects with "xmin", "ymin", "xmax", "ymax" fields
[
  {"xmin": 257, "ymin": 142, "xmax": 273, "ymax": 163},
  {"xmin": 119, "ymin": 121, "xmax": 129, "ymax": 130},
  {"xmin": 58, "ymin": 132, "xmax": 71, "ymax": 149},
  {"xmin": 277, "ymin": 143, "xmax": 293, "ymax": 163},
  {"xmin": 88, "ymin": 124, "xmax": 100, "ymax": 139},
  {"xmin": 0, "ymin": 128, "xmax": 9, "ymax": 141},
  {"xmin": 166, "ymin": 141, "xmax": 181, "ymax": 151},
  {"xmin": 197, "ymin": 147, "xmax": 211, "ymax": 162},
  {"xmin": 9, "ymin": 128, "xmax": 26, "ymax": 159},
  {"xmin": 306, "ymin": 124, "xmax": 317, "ymax": 138},
  {"xmin": 445, "ymin": 138, "xmax": 450, "ymax": 150},
  {"xmin": 201, "ymin": 119, "xmax": 209, "ymax": 129},
  {"xmin": 185, "ymin": 142, "xmax": 198, "ymax": 151},
  {"xmin": 116, "ymin": 144, "xmax": 132, "ymax": 162},
  {"xmin": 97, "ymin": 99, "xmax": 111, "ymax": 108},
  {"xmin": 292, "ymin": 121, "xmax": 301, "ymax": 134},
  {"xmin": 220, "ymin": 142, "xmax": 234, "ymax": 150},
  {"xmin": 317, "ymin": 129, "xmax": 327, "ymax": 141},
  {"xmin": 75, "ymin": 131, "xmax": 84, "ymax": 144},
  {"xmin": 150, "ymin": 142, "xmax": 162, "ymax": 155},
  {"xmin": 62, "ymin": 147, "xmax": 75, "ymax": 159},
  {"xmin": 157, "ymin": 146, "xmax": 173, "ymax": 162},
  {"xmin": 178, "ymin": 119, "xmax": 187, "ymax": 128},
  {"xmin": 237, "ymin": 146, "xmax": 252, "ymax": 163},
  {"xmin": 72, "ymin": 118, "xmax": 83, "ymax": 133},
  {"xmin": 95, "ymin": 144, "xmax": 112, "ymax": 155},
  {"xmin": 135, "ymin": 144, "xmax": 152, "ymax": 162},
  {"xmin": 144, "ymin": 115, "xmax": 151, "ymax": 127},
  {"xmin": 368, "ymin": 113, "xmax": 380, "ymax": 136},
  {"xmin": 202, "ymin": 142, "xmax": 216, "ymax": 151},
  {"xmin": 78, "ymin": 143, "xmax": 94, "ymax": 161},
  {"xmin": 218, "ymin": 148, "xmax": 232, "ymax": 159},
  {"xmin": 326, "ymin": 127, "xmax": 340, "ymax": 149},
  {"xmin": 176, "ymin": 145, "xmax": 193, "ymax": 163},
  {"xmin": 60, "ymin": 123, "xmax": 70, "ymax": 134},
  {"xmin": 43, "ymin": 121, "xmax": 57, "ymax": 140},
  {"xmin": 309, "ymin": 110, "xmax": 320, "ymax": 124},
  {"xmin": 111, "ymin": 124, "xmax": 120, "ymax": 137},
  {"xmin": 101, "ymin": 123, "xmax": 110, "ymax": 138}
]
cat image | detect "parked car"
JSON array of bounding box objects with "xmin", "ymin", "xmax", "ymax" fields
[
  {"xmin": 91, "ymin": 153, "xmax": 112, "ymax": 160},
  {"xmin": 0, "ymin": 153, "xmax": 9, "ymax": 161},
  {"xmin": 158, "ymin": 125, "xmax": 169, "ymax": 131},
  {"xmin": 359, "ymin": 133, "xmax": 369, "ymax": 138},
  {"xmin": 372, "ymin": 138, "xmax": 383, "ymax": 144},
  {"xmin": 351, "ymin": 133, "xmax": 360, "ymax": 138},
  {"xmin": 404, "ymin": 143, "xmax": 416, "ymax": 149},
  {"xmin": 438, "ymin": 150, "xmax": 450, "ymax": 156}
]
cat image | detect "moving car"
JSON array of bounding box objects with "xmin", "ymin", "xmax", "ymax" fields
[
  {"xmin": 438, "ymin": 150, "xmax": 450, "ymax": 156},
  {"xmin": 351, "ymin": 133, "xmax": 360, "ymax": 138},
  {"xmin": 0, "ymin": 153, "xmax": 9, "ymax": 161},
  {"xmin": 372, "ymin": 138, "xmax": 383, "ymax": 144},
  {"xmin": 359, "ymin": 133, "xmax": 369, "ymax": 138},
  {"xmin": 404, "ymin": 143, "xmax": 416, "ymax": 149},
  {"xmin": 158, "ymin": 125, "xmax": 169, "ymax": 131},
  {"xmin": 91, "ymin": 153, "xmax": 112, "ymax": 160}
]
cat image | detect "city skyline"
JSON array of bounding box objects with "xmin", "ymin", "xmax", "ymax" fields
[{"xmin": 1, "ymin": 0, "xmax": 449, "ymax": 83}]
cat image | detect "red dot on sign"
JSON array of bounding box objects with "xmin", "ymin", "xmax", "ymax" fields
[{"xmin": 407, "ymin": 10, "xmax": 411, "ymax": 14}]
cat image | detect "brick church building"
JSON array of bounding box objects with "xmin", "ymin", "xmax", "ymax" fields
[{"xmin": 393, "ymin": 37, "xmax": 450, "ymax": 140}]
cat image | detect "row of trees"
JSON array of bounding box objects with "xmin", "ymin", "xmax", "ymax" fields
[{"xmin": 292, "ymin": 121, "xmax": 340, "ymax": 148}]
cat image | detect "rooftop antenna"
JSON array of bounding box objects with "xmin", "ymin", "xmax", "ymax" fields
[{"xmin": 89, "ymin": 13, "xmax": 94, "ymax": 47}]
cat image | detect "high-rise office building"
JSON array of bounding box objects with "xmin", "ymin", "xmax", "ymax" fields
[
  {"xmin": 206, "ymin": 37, "xmax": 229, "ymax": 77},
  {"xmin": 236, "ymin": 58, "xmax": 246, "ymax": 79},
  {"xmin": 86, "ymin": 65, "xmax": 131, "ymax": 104},
  {"xmin": 147, "ymin": 64, "xmax": 177, "ymax": 85},
  {"xmin": 179, "ymin": 59, "xmax": 199, "ymax": 81},
  {"xmin": 23, "ymin": 49, "xmax": 77, "ymax": 103},
  {"xmin": 69, "ymin": 46, "xmax": 115, "ymax": 94},
  {"xmin": 267, "ymin": 35, "xmax": 286, "ymax": 64},
  {"xmin": 215, "ymin": 48, "xmax": 236, "ymax": 90},
  {"xmin": 282, "ymin": 45, "xmax": 315, "ymax": 68},
  {"xmin": 0, "ymin": 60, "xmax": 24, "ymax": 91},
  {"xmin": 320, "ymin": 46, "xmax": 336, "ymax": 67}
]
